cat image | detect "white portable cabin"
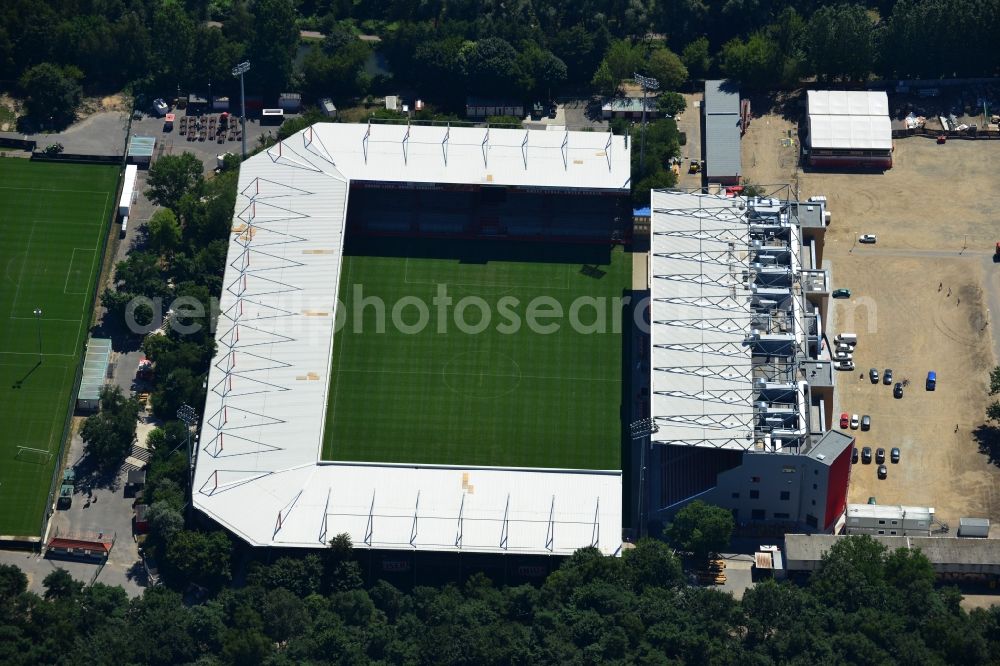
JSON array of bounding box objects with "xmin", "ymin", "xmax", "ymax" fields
[{"xmin": 118, "ymin": 165, "xmax": 138, "ymax": 218}]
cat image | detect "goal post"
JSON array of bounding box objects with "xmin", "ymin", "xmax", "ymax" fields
[{"xmin": 15, "ymin": 446, "xmax": 52, "ymax": 464}]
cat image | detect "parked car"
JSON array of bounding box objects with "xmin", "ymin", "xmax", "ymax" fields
[
  {"xmin": 840, "ymin": 412, "xmax": 850, "ymax": 429},
  {"xmin": 832, "ymin": 288, "xmax": 852, "ymax": 298},
  {"xmin": 151, "ymin": 98, "xmax": 168, "ymax": 117},
  {"xmin": 850, "ymin": 414, "xmax": 860, "ymax": 429},
  {"xmin": 876, "ymin": 447, "xmax": 885, "ymax": 464},
  {"xmin": 878, "ymin": 464, "xmax": 888, "ymax": 479},
  {"xmin": 894, "ymin": 382, "xmax": 904, "ymax": 398},
  {"xmin": 869, "ymin": 368, "xmax": 879, "ymax": 383},
  {"xmin": 859, "ymin": 234, "xmax": 878, "ymax": 243},
  {"xmin": 861, "ymin": 415, "xmax": 871, "ymax": 431},
  {"xmin": 891, "ymin": 447, "xmax": 900, "ymax": 463},
  {"xmin": 834, "ymin": 350, "xmax": 853, "ymax": 360},
  {"xmin": 835, "ymin": 360, "xmax": 855, "ymax": 371},
  {"xmin": 852, "ymin": 447, "xmax": 859, "ymax": 464},
  {"xmin": 926, "ymin": 371, "xmax": 937, "ymax": 391},
  {"xmin": 862, "ymin": 447, "xmax": 872, "ymax": 464},
  {"xmin": 883, "ymin": 368, "xmax": 893, "ymax": 385}
]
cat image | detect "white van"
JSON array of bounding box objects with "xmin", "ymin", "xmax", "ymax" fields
[
  {"xmin": 808, "ymin": 195, "xmax": 828, "ymax": 204},
  {"xmin": 836, "ymin": 333, "xmax": 858, "ymax": 345}
]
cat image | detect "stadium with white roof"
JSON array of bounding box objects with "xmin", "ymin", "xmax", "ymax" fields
[
  {"xmin": 193, "ymin": 122, "xmax": 631, "ymax": 557},
  {"xmin": 641, "ymin": 188, "xmax": 854, "ymax": 534}
]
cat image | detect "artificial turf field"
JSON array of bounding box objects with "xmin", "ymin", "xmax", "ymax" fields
[
  {"xmin": 0, "ymin": 160, "xmax": 118, "ymax": 537},
  {"xmin": 322, "ymin": 239, "xmax": 630, "ymax": 470}
]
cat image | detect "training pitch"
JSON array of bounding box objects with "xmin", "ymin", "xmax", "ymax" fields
[
  {"xmin": 322, "ymin": 241, "xmax": 630, "ymax": 470},
  {"xmin": 0, "ymin": 160, "xmax": 118, "ymax": 537}
]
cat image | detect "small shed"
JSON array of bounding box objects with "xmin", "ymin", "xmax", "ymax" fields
[
  {"xmin": 385, "ymin": 95, "xmax": 399, "ymax": 112},
  {"xmin": 261, "ymin": 108, "xmax": 284, "ymax": 126},
  {"xmin": 320, "ymin": 98, "xmax": 337, "ymax": 118},
  {"xmin": 212, "ymin": 96, "xmax": 230, "ymax": 111},
  {"xmin": 47, "ymin": 536, "xmax": 111, "ymax": 561},
  {"xmin": 279, "ymin": 93, "xmax": 302, "ymax": 112},
  {"xmin": 187, "ymin": 93, "xmax": 209, "ymax": 113},
  {"xmin": 127, "ymin": 469, "xmax": 146, "ymax": 489},
  {"xmin": 126, "ymin": 136, "xmax": 156, "ymax": 166},
  {"xmin": 76, "ymin": 338, "xmax": 112, "ymax": 412},
  {"xmin": 601, "ymin": 97, "xmax": 659, "ymax": 120}
]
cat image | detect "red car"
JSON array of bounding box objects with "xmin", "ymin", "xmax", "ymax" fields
[{"xmin": 840, "ymin": 412, "xmax": 850, "ymax": 429}]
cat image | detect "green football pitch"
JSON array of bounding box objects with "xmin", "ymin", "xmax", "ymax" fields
[
  {"xmin": 0, "ymin": 160, "xmax": 118, "ymax": 537},
  {"xmin": 322, "ymin": 240, "xmax": 630, "ymax": 470}
]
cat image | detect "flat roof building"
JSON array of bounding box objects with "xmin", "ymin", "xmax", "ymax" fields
[
  {"xmin": 703, "ymin": 81, "xmax": 741, "ymax": 184},
  {"xmin": 806, "ymin": 90, "xmax": 892, "ymax": 169}
]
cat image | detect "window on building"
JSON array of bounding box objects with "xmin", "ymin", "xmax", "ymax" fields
[
  {"xmin": 774, "ymin": 512, "xmax": 790, "ymax": 519},
  {"xmin": 878, "ymin": 520, "xmax": 886, "ymax": 525},
  {"xmin": 806, "ymin": 514, "xmax": 818, "ymax": 528},
  {"xmin": 813, "ymin": 483, "xmax": 818, "ymax": 490},
  {"xmin": 731, "ymin": 492, "xmax": 740, "ymax": 499},
  {"xmin": 750, "ymin": 490, "xmax": 759, "ymax": 499},
  {"xmin": 751, "ymin": 509, "xmax": 765, "ymax": 520},
  {"xmin": 780, "ymin": 491, "xmax": 790, "ymax": 500},
  {"xmin": 751, "ymin": 476, "xmax": 761, "ymax": 483},
  {"xmin": 811, "ymin": 500, "xmax": 816, "ymax": 506},
  {"xmin": 878, "ymin": 530, "xmax": 885, "ymax": 535}
]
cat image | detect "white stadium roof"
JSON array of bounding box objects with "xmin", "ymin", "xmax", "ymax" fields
[
  {"xmin": 806, "ymin": 90, "xmax": 892, "ymax": 151},
  {"xmin": 192, "ymin": 122, "xmax": 628, "ymax": 555},
  {"xmin": 648, "ymin": 191, "xmax": 755, "ymax": 450}
]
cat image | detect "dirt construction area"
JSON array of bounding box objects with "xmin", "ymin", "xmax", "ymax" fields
[{"xmin": 744, "ymin": 114, "xmax": 1000, "ymax": 529}]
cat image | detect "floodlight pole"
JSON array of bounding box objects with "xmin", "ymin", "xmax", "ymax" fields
[
  {"xmin": 33, "ymin": 308, "xmax": 42, "ymax": 364},
  {"xmin": 177, "ymin": 404, "xmax": 199, "ymax": 517},
  {"xmin": 232, "ymin": 61, "xmax": 251, "ymax": 159},
  {"xmin": 630, "ymin": 417, "xmax": 659, "ymax": 539},
  {"xmin": 633, "ymin": 73, "xmax": 659, "ymax": 177}
]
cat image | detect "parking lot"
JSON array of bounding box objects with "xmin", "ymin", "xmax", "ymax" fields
[{"xmin": 743, "ymin": 118, "xmax": 1000, "ymax": 527}]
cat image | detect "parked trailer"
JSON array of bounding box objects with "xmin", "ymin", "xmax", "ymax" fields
[{"xmin": 119, "ymin": 164, "xmax": 138, "ymax": 218}]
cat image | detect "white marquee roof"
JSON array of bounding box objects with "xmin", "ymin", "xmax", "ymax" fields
[
  {"xmin": 806, "ymin": 90, "xmax": 889, "ymax": 117},
  {"xmin": 806, "ymin": 90, "xmax": 892, "ymax": 151},
  {"xmin": 192, "ymin": 123, "xmax": 627, "ymax": 555},
  {"xmin": 807, "ymin": 114, "xmax": 893, "ymax": 150}
]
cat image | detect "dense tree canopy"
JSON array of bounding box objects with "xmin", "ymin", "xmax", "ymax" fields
[{"xmin": 1, "ymin": 536, "xmax": 999, "ymax": 664}]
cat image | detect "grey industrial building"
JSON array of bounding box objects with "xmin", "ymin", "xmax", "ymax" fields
[
  {"xmin": 703, "ymin": 80, "xmax": 742, "ymax": 185},
  {"xmin": 643, "ymin": 189, "xmax": 851, "ymax": 535},
  {"xmin": 785, "ymin": 534, "xmax": 1000, "ymax": 576}
]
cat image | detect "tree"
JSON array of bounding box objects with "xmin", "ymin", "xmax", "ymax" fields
[
  {"xmin": 324, "ymin": 533, "xmax": 363, "ymax": 592},
  {"xmin": 146, "ymin": 209, "xmax": 182, "ymax": 257},
  {"xmin": 247, "ymin": 0, "xmax": 299, "ymax": 95},
  {"xmin": 462, "ymin": 38, "xmax": 523, "ymax": 97},
  {"xmin": 807, "ymin": 4, "xmax": 876, "ymax": 81},
  {"xmin": 719, "ymin": 32, "xmax": 782, "ymax": 89},
  {"xmin": 989, "ymin": 366, "xmax": 1000, "ymax": 395},
  {"xmin": 681, "ymin": 37, "xmax": 712, "ymax": 80},
  {"xmin": 80, "ymin": 385, "xmax": 141, "ymax": 469},
  {"xmin": 18, "ymin": 62, "xmax": 81, "ymax": 128},
  {"xmin": 164, "ymin": 530, "xmax": 232, "ymax": 589},
  {"xmin": 645, "ymin": 47, "xmax": 688, "ymax": 90},
  {"xmin": 42, "ymin": 568, "xmax": 82, "ymax": 600},
  {"xmin": 622, "ymin": 538, "xmax": 684, "ymax": 592},
  {"xmin": 665, "ymin": 500, "xmax": 734, "ymax": 561},
  {"xmin": 145, "ymin": 153, "xmax": 205, "ymax": 211},
  {"xmin": 0, "ymin": 563, "xmax": 27, "ymax": 601},
  {"xmin": 657, "ymin": 91, "xmax": 687, "ymax": 117},
  {"xmin": 146, "ymin": 501, "xmax": 185, "ymax": 545},
  {"xmin": 592, "ymin": 39, "xmax": 644, "ymax": 95}
]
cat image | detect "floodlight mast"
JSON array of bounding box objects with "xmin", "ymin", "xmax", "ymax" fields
[
  {"xmin": 630, "ymin": 417, "xmax": 659, "ymax": 539},
  {"xmin": 33, "ymin": 308, "xmax": 42, "ymax": 364},
  {"xmin": 232, "ymin": 61, "xmax": 251, "ymax": 159},
  {"xmin": 633, "ymin": 73, "xmax": 659, "ymax": 177}
]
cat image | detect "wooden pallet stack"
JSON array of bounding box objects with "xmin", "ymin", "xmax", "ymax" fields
[{"xmin": 696, "ymin": 558, "xmax": 727, "ymax": 585}]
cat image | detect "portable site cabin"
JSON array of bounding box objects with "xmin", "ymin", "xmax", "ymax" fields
[
  {"xmin": 320, "ymin": 98, "xmax": 337, "ymax": 118},
  {"xmin": 118, "ymin": 165, "xmax": 138, "ymax": 218},
  {"xmin": 279, "ymin": 93, "xmax": 302, "ymax": 113},
  {"xmin": 261, "ymin": 108, "xmax": 284, "ymax": 126},
  {"xmin": 127, "ymin": 136, "xmax": 155, "ymax": 166},
  {"xmin": 76, "ymin": 338, "xmax": 112, "ymax": 412}
]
